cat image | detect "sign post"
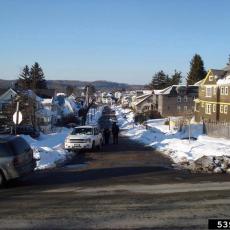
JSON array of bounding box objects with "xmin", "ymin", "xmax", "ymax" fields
[{"xmin": 13, "ymin": 102, "xmax": 22, "ymax": 135}]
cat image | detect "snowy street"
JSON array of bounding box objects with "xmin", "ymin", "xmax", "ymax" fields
[
  {"xmin": 1, "ymin": 130, "xmax": 230, "ymax": 229},
  {"xmin": 1, "ymin": 105, "xmax": 230, "ymax": 229}
]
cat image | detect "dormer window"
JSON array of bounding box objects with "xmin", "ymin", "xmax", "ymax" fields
[
  {"xmin": 209, "ymin": 75, "xmax": 213, "ymax": 81},
  {"xmin": 177, "ymin": 96, "xmax": 181, "ymax": 102}
]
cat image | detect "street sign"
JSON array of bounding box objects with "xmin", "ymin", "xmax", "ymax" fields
[{"xmin": 13, "ymin": 111, "xmax": 22, "ymax": 125}]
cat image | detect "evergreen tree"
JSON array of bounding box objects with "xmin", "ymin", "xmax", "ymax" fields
[
  {"xmin": 17, "ymin": 65, "xmax": 31, "ymax": 90},
  {"xmin": 149, "ymin": 70, "xmax": 171, "ymax": 90},
  {"xmin": 187, "ymin": 54, "xmax": 207, "ymax": 85},
  {"xmin": 170, "ymin": 70, "xmax": 182, "ymax": 85},
  {"xmin": 30, "ymin": 62, "xmax": 47, "ymax": 90}
]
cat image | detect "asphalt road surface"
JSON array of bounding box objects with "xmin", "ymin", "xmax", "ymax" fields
[{"xmin": 1, "ymin": 133, "xmax": 230, "ymax": 230}]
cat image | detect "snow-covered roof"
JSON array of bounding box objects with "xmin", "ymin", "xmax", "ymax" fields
[
  {"xmin": 0, "ymin": 88, "xmax": 17, "ymax": 101},
  {"xmin": 56, "ymin": 93, "xmax": 66, "ymax": 96},
  {"xmin": 135, "ymin": 94, "xmax": 153, "ymax": 106},
  {"xmin": 136, "ymin": 93, "xmax": 152, "ymax": 100},
  {"xmin": 154, "ymin": 85, "xmax": 198, "ymax": 95},
  {"xmin": 194, "ymin": 80, "xmax": 203, "ymax": 86},
  {"xmin": 154, "ymin": 85, "xmax": 174, "ymax": 95},
  {"xmin": 42, "ymin": 98, "xmax": 53, "ymax": 105},
  {"xmin": 210, "ymin": 68, "xmax": 230, "ymax": 85}
]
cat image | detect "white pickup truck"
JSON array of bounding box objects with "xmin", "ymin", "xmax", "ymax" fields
[{"xmin": 64, "ymin": 125, "xmax": 103, "ymax": 151}]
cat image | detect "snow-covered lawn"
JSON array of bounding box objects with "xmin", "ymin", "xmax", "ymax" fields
[
  {"xmin": 21, "ymin": 128, "xmax": 72, "ymax": 170},
  {"xmin": 115, "ymin": 106, "xmax": 230, "ymax": 169}
]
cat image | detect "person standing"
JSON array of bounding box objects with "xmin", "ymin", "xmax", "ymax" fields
[
  {"xmin": 112, "ymin": 122, "xmax": 119, "ymax": 144},
  {"xmin": 103, "ymin": 128, "xmax": 110, "ymax": 144}
]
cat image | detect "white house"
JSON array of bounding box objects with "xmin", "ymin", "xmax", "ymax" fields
[{"xmin": 0, "ymin": 88, "xmax": 17, "ymax": 110}]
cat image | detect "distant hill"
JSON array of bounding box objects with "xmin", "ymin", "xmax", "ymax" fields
[{"xmin": 0, "ymin": 79, "xmax": 144, "ymax": 91}]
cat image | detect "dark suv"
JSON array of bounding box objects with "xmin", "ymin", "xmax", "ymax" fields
[{"xmin": 0, "ymin": 136, "xmax": 36, "ymax": 186}]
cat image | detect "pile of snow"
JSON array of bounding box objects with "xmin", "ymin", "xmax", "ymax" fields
[
  {"xmin": 21, "ymin": 128, "xmax": 72, "ymax": 170},
  {"xmin": 115, "ymin": 106, "xmax": 230, "ymax": 173}
]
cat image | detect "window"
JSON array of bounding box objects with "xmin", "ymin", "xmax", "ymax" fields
[
  {"xmin": 205, "ymin": 87, "xmax": 212, "ymax": 97},
  {"xmin": 225, "ymin": 87, "xmax": 228, "ymax": 95},
  {"xmin": 209, "ymin": 75, "xmax": 213, "ymax": 81},
  {"xmin": 221, "ymin": 87, "xmax": 225, "ymax": 95},
  {"xmin": 224, "ymin": 105, "xmax": 228, "ymax": 114},
  {"xmin": 213, "ymin": 104, "xmax": 216, "ymax": 112},
  {"xmin": 177, "ymin": 96, "xmax": 181, "ymax": 102},
  {"xmin": 205, "ymin": 104, "xmax": 212, "ymax": 114},
  {"xmin": 213, "ymin": 87, "xmax": 217, "ymax": 95},
  {"xmin": 184, "ymin": 106, "xmax": 187, "ymax": 111},
  {"xmin": 184, "ymin": 96, "xmax": 188, "ymax": 102},
  {"xmin": 220, "ymin": 105, "xmax": 224, "ymax": 113},
  {"xmin": 177, "ymin": 106, "xmax": 181, "ymax": 112}
]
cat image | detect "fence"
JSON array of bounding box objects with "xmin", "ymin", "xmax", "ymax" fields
[{"xmin": 204, "ymin": 122, "xmax": 230, "ymax": 139}]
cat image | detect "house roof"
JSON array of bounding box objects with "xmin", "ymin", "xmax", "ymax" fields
[
  {"xmin": 210, "ymin": 69, "xmax": 226, "ymax": 78},
  {"xmin": 209, "ymin": 68, "xmax": 230, "ymax": 85},
  {"xmin": 0, "ymin": 88, "xmax": 17, "ymax": 101},
  {"xmin": 136, "ymin": 93, "xmax": 152, "ymax": 100},
  {"xmin": 135, "ymin": 94, "xmax": 153, "ymax": 106},
  {"xmin": 154, "ymin": 85, "xmax": 198, "ymax": 96}
]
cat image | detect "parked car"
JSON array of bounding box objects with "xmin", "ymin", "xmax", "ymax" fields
[
  {"xmin": 13, "ymin": 125, "xmax": 40, "ymax": 138},
  {"xmin": 64, "ymin": 125, "xmax": 103, "ymax": 151},
  {"xmin": 0, "ymin": 136, "xmax": 36, "ymax": 186}
]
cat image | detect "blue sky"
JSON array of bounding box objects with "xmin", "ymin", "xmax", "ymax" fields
[{"xmin": 0, "ymin": 0, "xmax": 230, "ymax": 84}]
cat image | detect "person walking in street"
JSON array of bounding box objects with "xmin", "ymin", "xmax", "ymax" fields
[
  {"xmin": 103, "ymin": 128, "xmax": 110, "ymax": 144},
  {"xmin": 112, "ymin": 122, "xmax": 119, "ymax": 144}
]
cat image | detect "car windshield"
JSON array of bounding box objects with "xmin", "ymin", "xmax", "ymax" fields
[{"xmin": 71, "ymin": 128, "xmax": 93, "ymax": 135}]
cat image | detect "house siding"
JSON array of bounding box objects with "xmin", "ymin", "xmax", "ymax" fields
[{"xmin": 195, "ymin": 69, "xmax": 230, "ymax": 123}]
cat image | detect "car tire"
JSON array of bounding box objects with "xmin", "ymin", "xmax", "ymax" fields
[{"xmin": 0, "ymin": 171, "xmax": 5, "ymax": 188}]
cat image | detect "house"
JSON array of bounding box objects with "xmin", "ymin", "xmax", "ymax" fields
[
  {"xmin": 154, "ymin": 85, "xmax": 198, "ymax": 117},
  {"xmin": 0, "ymin": 88, "xmax": 18, "ymax": 126},
  {"xmin": 195, "ymin": 66, "xmax": 230, "ymax": 123},
  {"xmin": 0, "ymin": 88, "xmax": 17, "ymax": 110},
  {"xmin": 132, "ymin": 93, "xmax": 156, "ymax": 113},
  {"xmin": 40, "ymin": 98, "xmax": 58, "ymax": 131}
]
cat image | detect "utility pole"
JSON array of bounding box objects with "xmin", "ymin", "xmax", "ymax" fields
[
  {"xmin": 15, "ymin": 102, "xmax": 19, "ymax": 135},
  {"xmin": 86, "ymin": 86, "xmax": 89, "ymax": 107}
]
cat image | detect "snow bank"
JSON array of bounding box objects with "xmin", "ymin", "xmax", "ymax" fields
[
  {"xmin": 115, "ymin": 106, "xmax": 230, "ymax": 172},
  {"xmin": 21, "ymin": 128, "xmax": 72, "ymax": 170}
]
